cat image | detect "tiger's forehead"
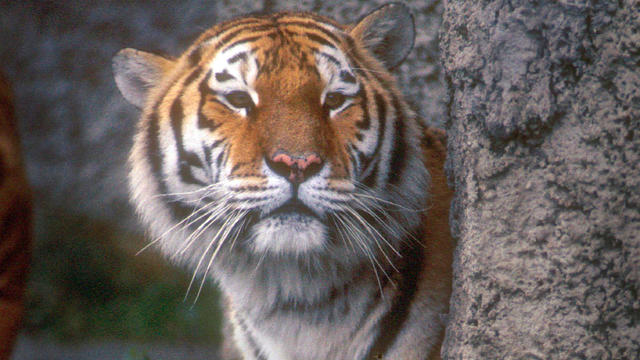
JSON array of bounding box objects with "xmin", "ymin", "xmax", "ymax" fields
[
  {"xmin": 188, "ymin": 14, "xmax": 353, "ymax": 80},
  {"xmin": 194, "ymin": 13, "xmax": 347, "ymax": 51}
]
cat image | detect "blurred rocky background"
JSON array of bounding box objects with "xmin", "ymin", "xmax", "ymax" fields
[{"xmin": 0, "ymin": 0, "xmax": 443, "ymax": 358}]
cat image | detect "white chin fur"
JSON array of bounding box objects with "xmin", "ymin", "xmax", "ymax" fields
[{"xmin": 250, "ymin": 215, "xmax": 327, "ymax": 255}]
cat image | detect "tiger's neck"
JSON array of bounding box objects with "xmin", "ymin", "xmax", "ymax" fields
[
  {"xmin": 215, "ymin": 246, "xmax": 375, "ymax": 314},
  {"xmin": 221, "ymin": 237, "xmax": 426, "ymax": 360},
  {"xmin": 213, "ymin": 212, "xmax": 423, "ymax": 303}
]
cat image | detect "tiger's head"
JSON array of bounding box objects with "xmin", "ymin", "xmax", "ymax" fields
[{"xmin": 114, "ymin": 4, "xmax": 428, "ymax": 276}]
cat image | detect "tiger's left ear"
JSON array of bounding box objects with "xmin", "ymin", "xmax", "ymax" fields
[
  {"xmin": 112, "ymin": 48, "xmax": 174, "ymax": 109},
  {"xmin": 350, "ymin": 2, "xmax": 415, "ymax": 69}
]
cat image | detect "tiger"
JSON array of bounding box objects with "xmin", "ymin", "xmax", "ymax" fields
[
  {"xmin": 113, "ymin": 3, "xmax": 453, "ymax": 359},
  {"xmin": 0, "ymin": 73, "xmax": 32, "ymax": 360}
]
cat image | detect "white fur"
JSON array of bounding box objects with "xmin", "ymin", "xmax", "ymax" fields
[
  {"xmin": 208, "ymin": 44, "xmax": 260, "ymax": 116},
  {"xmin": 250, "ymin": 216, "xmax": 327, "ymax": 255},
  {"xmin": 315, "ymin": 45, "xmax": 360, "ymax": 117}
]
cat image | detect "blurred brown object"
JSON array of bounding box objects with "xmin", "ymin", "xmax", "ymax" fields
[{"xmin": 0, "ymin": 73, "xmax": 31, "ymax": 360}]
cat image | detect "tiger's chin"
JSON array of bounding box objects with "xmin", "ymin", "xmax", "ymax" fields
[{"xmin": 249, "ymin": 214, "xmax": 328, "ymax": 256}]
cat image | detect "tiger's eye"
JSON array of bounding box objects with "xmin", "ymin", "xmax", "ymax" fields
[
  {"xmin": 225, "ymin": 91, "xmax": 254, "ymax": 110},
  {"xmin": 324, "ymin": 92, "xmax": 346, "ymax": 110}
]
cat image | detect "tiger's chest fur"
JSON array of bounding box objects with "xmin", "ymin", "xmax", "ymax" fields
[{"xmin": 114, "ymin": 3, "xmax": 452, "ymax": 360}]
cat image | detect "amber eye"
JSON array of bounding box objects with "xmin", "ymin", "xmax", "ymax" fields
[
  {"xmin": 324, "ymin": 92, "xmax": 347, "ymax": 110},
  {"xmin": 225, "ymin": 91, "xmax": 254, "ymax": 110}
]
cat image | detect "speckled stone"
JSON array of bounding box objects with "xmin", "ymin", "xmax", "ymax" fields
[{"xmin": 441, "ymin": 0, "xmax": 640, "ymax": 358}]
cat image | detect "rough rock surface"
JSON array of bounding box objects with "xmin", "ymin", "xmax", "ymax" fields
[
  {"xmin": 0, "ymin": 0, "xmax": 444, "ymax": 230},
  {"xmin": 440, "ymin": 0, "xmax": 640, "ymax": 358}
]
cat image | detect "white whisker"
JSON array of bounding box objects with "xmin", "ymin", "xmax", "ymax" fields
[
  {"xmin": 194, "ymin": 209, "xmax": 248, "ymax": 303},
  {"xmin": 178, "ymin": 198, "xmax": 234, "ymax": 256},
  {"xmin": 341, "ymin": 206, "xmax": 400, "ymax": 275},
  {"xmin": 150, "ymin": 183, "xmax": 223, "ymax": 201},
  {"xmin": 352, "ymin": 182, "xmax": 426, "ymax": 212},
  {"xmin": 184, "ymin": 204, "xmax": 237, "ymax": 301},
  {"xmin": 136, "ymin": 199, "xmax": 220, "ymax": 256},
  {"xmin": 345, "ymin": 199, "xmax": 402, "ymax": 256},
  {"xmin": 333, "ymin": 213, "xmax": 387, "ymax": 300},
  {"xmin": 348, "ymin": 195, "xmax": 406, "ymax": 249},
  {"xmin": 337, "ymin": 212, "xmax": 394, "ymax": 284}
]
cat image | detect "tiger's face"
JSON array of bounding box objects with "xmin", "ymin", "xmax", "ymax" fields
[
  {"xmin": 183, "ymin": 33, "xmax": 364, "ymax": 255},
  {"xmin": 114, "ymin": 5, "xmax": 427, "ymax": 267}
]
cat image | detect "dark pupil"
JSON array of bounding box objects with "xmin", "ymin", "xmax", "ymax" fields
[
  {"xmin": 225, "ymin": 91, "xmax": 253, "ymax": 109},
  {"xmin": 325, "ymin": 92, "xmax": 345, "ymax": 110}
]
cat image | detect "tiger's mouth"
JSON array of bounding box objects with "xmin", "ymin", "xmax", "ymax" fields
[
  {"xmin": 250, "ymin": 197, "xmax": 328, "ymax": 255},
  {"xmin": 263, "ymin": 199, "xmax": 320, "ymax": 220}
]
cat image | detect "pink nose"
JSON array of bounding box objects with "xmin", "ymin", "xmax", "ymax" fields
[{"xmin": 268, "ymin": 150, "xmax": 323, "ymax": 183}]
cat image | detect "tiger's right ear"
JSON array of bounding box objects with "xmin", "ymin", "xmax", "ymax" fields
[
  {"xmin": 112, "ymin": 48, "xmax": 173, "ymax": 109},
  {"xmin": 350, "ymin": 3, "xmax": 415, "ymax": 70}
]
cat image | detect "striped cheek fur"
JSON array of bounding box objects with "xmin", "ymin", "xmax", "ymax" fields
[{"xmin": 114, "ymin": 4, "xmax": 452, "ymax": 360}]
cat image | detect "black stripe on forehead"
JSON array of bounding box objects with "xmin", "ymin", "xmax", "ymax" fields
[
  {"xmin": 278, "ymin": 20, "xmax": 343, "ymax": 44},
  {"xmin": 213, "ymin": 25, "xmax": 276, "ymax": 52},
  {"xmin": 340, "ymin": 70, "xmax": 356, "ymax": 83},
  {"xmin": 228, "ymin": 51, "xmax": 248, "ymax": 64},
  {"xmin": 199, "ymin": 17, "xmax": 267, "ymax": 45},
  {"xmin": 215, "ymin": 70, "xmax": 235, "ymax": 82},
  {"xmin": 300, "ymin": 32, "xmax": 337, "ymax": 48},
  {"xmin": 316, "ymin": 51, "xmax": 341, "ymax": 67},
  {"xmin": 277, "ymin": 12, "xmax": 341, "ymax": 27},
  {"xmin": 224, "ymin": 34, "xmax": 272, "ymax": 53},
  {"xmin": 193, "ymin": 14, "xmax": 342, "ymax": 62},
  {"xmin": 187, "ymin": 18, "xmax": 266, "ymax": 63}
]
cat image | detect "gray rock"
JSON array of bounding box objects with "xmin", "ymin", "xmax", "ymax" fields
[{"xmin": 440, "ymin": 0, "xmax": 640, "ymax": 358}]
